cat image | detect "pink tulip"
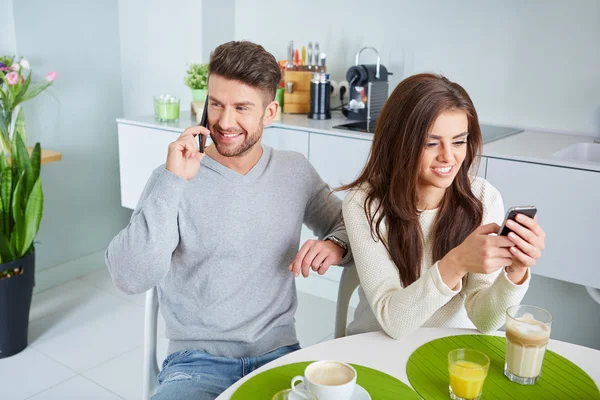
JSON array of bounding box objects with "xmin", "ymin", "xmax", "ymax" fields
[
  {"xmin": 6, "ymin": 72, "xmax": 19, "ymax": 85},
  {"xmin": 45, "ymin": 71, "xmax": 58, "ymax": 82},
  {"xmin": 10, "ymin": 63, "xmax": 19, "ymax": 71}
]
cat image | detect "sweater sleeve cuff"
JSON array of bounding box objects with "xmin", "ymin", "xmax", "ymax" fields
[
  {"xmin": 324, "ymin": 233, "xmax": 353, "ymax": 265},
  {"xmin": 151, "ymin": 168, "xmax": 187, "ymax": 204},
  {"xmin": 429, "ymin": 262, "xmax": 462, "ymax": 297},
  {"xmin": 499, "ymin": 267, "xmax": 531, "ymax": 289}
]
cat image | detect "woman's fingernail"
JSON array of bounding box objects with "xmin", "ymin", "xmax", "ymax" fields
[
  {"xmin": 510, "ymin": 246, "xmax": 517, "ymax": 253},
  {"xmin": 508, "ymin": 232, "xmax": 517, "ymax": 240},
  {"xmin": 516, "ymin": 214, "xmax": 525, "ymax": 221}
]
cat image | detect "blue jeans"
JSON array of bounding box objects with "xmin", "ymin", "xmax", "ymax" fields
[{"xmin": 152, "ymin": 344, "xmax": 301, "ymax": 400}]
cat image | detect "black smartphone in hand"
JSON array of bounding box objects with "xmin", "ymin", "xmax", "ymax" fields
[
  {"xmin": 198, "ymin": 96, "xmax": 208, "ymax": 153},
  {"xmin": 498, "ymin": 206, "xmax": 538, "ymax": 236}
]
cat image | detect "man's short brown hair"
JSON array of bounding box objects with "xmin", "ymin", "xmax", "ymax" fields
[{"xmin": 209, "ymin": 41, "xmax": 281, "ymax": 104}]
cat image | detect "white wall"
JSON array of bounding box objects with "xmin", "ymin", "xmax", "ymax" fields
[
  {"xmin": 117, "ymin": 0, "xmax": 204, "ymax": 117},
  {"xmin": 0, "ymin": 0, "xmax": 16, "ymax": 55},
  {"xmin": 12, "ymin": 0, "xmax": 131, "ymax": 289},
  {"xmin": 202, "ymin": 0, "xmax": 235, "ymax": 63},
  {"xmin": 234, "ymin": 0, "xmax": 600, "ymax": 136}
]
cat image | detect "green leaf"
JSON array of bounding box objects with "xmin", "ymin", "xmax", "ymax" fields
[
  {"xmin": 15, "ymin": 135, "xmax": 33, "ymax": 200},
  {"xmin": 0, "ymin": 199, "xmax": 4, "ymax": 237},
  {"xmin": 12, "ymin": 171, "xmax": 24, "ymax": 254},
  {"xmin": 20, "ymin": 81, "xmax": 52, "ymax": 103},
  {"xmin": 0, "ymin": 151, "xmax": 9, "ymax": 174},
  {"xmin": 9, "ymin": 228, "xmax": 18, "ymax": 257},
  {"xmin": 1, "ymin": 157, "xmax": 12, "ymax": 233},
  {"xmin": 12, "ymin": 106, "xmax": 26, "ymax": 145},
  {"xmin": 0, "ymin": 126, "xmax": 9, "ymax": 154},
  {"xmin": 20, "ymin": 178, "xmax": 43, "ymax": 256},
  {"xmin": 12, "ymin": 72, "xmax": 32, "ymax": 107},
  {"xmin": 31, "ymin": 142, "xmax": 41, "ymax": 182},
  {"xmin": 0, "ymin": 231, "xmax": 14, "ymax": 262},
  {"xmin": 10, "ymin": 132, "xmax": 19, "ymax": 168},
  {"xmin": 0, "ymin": 88, "xmax": 8, "ymax": 114}
]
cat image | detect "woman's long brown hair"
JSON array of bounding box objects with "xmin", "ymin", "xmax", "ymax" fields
[{"xmin": 337, "ymin": 73, "xmax": 483, "ymax": 287}]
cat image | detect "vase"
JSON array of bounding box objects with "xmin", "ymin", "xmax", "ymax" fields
[{"xmin": 0, "ymin": 250, "xmax": 36, "ymax": 358}]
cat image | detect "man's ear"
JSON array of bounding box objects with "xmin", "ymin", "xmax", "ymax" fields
[{"xmin": 262, "ymin": 100, "xmax": 278, "ymax": 126}]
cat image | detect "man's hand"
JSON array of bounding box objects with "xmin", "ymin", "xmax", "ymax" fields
[
  {"xmin": 289, "ymin": 240, "xmax": 345, "ymax": 278},
  {"xmin": 166, "ymin": 125, "xmax": 211, "ymax": 181}
]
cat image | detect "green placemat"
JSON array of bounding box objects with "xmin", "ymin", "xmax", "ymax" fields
[
  {"xmin": 231, "ymin": 361, "xmax": 420, "ymax": 399},
  {"xmin": 406, "ymin": 334, "xmax": 600, "ymax": 400}
]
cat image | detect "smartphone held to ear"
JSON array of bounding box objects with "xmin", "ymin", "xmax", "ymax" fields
[
  {"xmin": 498, "ymin": 206, "xmax": 537, "ymax": 236},
  {"xmin": 198, "ymin": 96, "xmax": 208, "ymax": 153}
]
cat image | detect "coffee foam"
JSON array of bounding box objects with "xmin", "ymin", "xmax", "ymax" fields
[
  {"xmin": 306, "ymin": 361, "xmax": 355, "ymax": 386},
  {"xmin": 506, "ymin": 314, "xmax": 550, "ymax": 346}
]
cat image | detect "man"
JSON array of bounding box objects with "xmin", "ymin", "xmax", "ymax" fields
[{"xmin": 106, "ymin": 41, "xmax": 352, "ymax": 399}]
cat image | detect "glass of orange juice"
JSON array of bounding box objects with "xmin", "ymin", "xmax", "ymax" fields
[{"xmin": 448, "ymin": 349, "xmax": 490, "ymax": 400}]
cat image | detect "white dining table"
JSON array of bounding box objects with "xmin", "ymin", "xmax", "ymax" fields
[{"xmin": 217, "ymin": 327, "xmax": 600, "ymax": 399}]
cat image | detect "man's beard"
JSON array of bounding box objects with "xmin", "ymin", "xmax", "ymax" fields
[{"xmin": 210, "ymin": 119, "xmax": 263, "ymax": 158}]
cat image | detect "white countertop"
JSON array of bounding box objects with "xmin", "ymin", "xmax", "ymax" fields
[
  {"xmin": 483, "ymin": 130, "xmax": 600, "ymax": 172},
  {"xmin": 117, "ymin": 112, "xmax": 600, "ymax": 173}
]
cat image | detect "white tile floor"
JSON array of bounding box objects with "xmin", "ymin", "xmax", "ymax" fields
[{"xmin": 0, "ymin": 268, "xmax": 350, "ymax": 399}]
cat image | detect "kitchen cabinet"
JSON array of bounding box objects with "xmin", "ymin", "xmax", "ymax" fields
[
  {"xmin": 261, "ymin": 127, "xmax": 309, "ymax": 158},
  {"xmin": 308, "ymin": 133, "xmax": 373, "ymax": 200},
  {"xmin": 117, "ymin": 124, "xmax": 180, "ymax": 209},
  {"xmin": 486, "ymin": 158, "xmax": 600, "ymax": 289}
]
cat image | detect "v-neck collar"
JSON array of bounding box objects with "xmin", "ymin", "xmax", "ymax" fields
[{"xmin": 201, "ymin": 145, "xmax": 272, "ymax": 182}]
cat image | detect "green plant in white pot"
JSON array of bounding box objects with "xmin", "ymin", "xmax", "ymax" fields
[
  {"xmin": 185, "ymin": 63, "xmax": 208, "ymax": 101},
  {"xmin": 0, "ymin": 135, "xmax": 43, "ymax": 358}
]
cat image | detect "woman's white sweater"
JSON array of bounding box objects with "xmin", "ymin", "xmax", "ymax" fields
[{"xmin": 343, "ymin": 177, "xmax": 530, "ymax": 338}]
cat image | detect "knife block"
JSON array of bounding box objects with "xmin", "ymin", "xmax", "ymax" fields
[{"xmin": 283, "ymin": 70, "xmax": 311, "ymax": 114}]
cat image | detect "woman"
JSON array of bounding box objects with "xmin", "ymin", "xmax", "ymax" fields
[{"xmin": 340, "ymin": 73, "xmax": 545, "ymax": 339}]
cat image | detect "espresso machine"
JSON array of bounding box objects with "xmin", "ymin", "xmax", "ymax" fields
[{"xmin": 343, "ymin": 47, "xmax": 390, "ymax": 121}]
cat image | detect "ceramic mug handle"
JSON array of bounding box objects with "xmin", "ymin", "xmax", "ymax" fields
[{"xmin": 291, "ymin": 375, "xmax": 305, "ymax": 394}]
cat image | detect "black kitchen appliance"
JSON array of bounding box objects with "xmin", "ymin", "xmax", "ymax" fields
[{"xmin": 343, "ymin": 47, "xmax": 390, "ymax": 121}]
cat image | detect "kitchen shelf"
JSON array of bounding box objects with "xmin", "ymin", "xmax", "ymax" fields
[{"xmin": 6, "ymin": 147, "xmax": 62, "ymax": 166}]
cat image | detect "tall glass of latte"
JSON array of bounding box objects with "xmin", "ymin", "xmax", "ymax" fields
[{"xmin": 505, "ymin": 305, "xmax": 553, "ymax": 385}]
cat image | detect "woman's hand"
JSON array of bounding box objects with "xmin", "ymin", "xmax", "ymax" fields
[
  {"xmin": 439, "ymin": 223, "xmax": 514, "ymax": 289},
  {"xmin": 443, "ymin": 223, "xmax": 515, "ymax": 274},
  {"xmin": 505, "ymin": 214, "xmax": 545, "ymax": 270}
]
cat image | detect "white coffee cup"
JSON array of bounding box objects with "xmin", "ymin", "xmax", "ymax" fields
[{"xmin": 291, "ymin": 360, "xmax": 357, "ymax": 400}]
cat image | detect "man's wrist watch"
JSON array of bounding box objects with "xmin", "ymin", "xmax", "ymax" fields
[{"xmin": 326, "ymin": 236, "xmax": 348, "ymax": 257}]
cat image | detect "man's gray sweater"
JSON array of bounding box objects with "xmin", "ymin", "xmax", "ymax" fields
[{"xmin": 106, "ymin": 146, "xmax": 351, "ymax": 358}]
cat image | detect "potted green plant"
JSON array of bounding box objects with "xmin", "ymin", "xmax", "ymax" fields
[
  {"xmin": 0, "ymin": 56, "xmax": 55, "ymax": 358},
  {"xmin": 0, "ymin": 136, "xmax": 43, "ymax": 358},
  {"xmin": 184, "ymin": 63, "xmax": 209, "ymax": 101}
]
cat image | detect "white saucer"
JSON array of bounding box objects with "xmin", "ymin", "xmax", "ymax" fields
[{"xmin": 293, "ymin": 382, "xmax": 371, "ymax": 400}]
